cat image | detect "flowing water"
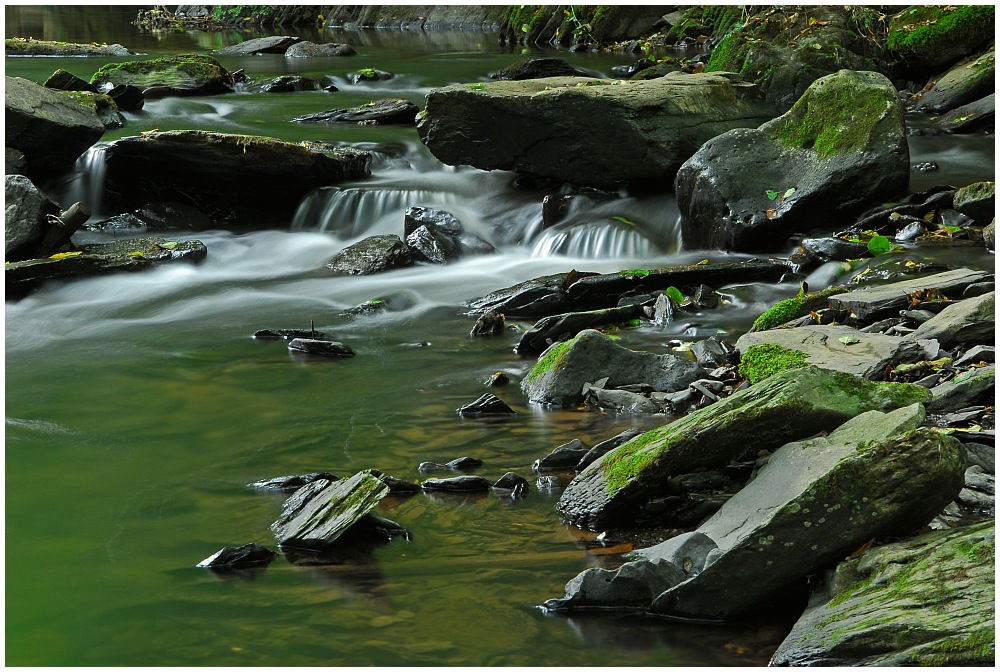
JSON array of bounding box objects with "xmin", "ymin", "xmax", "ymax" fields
[{"xmin": 5, "ymin": 7, "xmax": 995, "ymax": 667}]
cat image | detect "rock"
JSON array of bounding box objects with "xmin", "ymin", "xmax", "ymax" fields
[
  {"xmin": 5, "ymin": 174, "xmax": 60, "ymax": 262},
  {"xmin": 372, "ymin": 471, "xmax": 421, "ymax": 496},
  {"xmin": 610, "ymin": 58, "xmax": 655, "ymax": 79},
  {"xmin": 771, "ymin": 521, "xmax": 994, "ymax": 665},
  {"xmin": 56, "ymin": 90, "xmax": 124, "ymax": 130},
  {"xmin": 954, "ymin": 345, "xmax": 995, "ymax": 366},
  {"xmin": 214, "ymin": 36, "xmax": 301, "ymax": 56},
  {"xmin": 175, "ymin": 5, "xmax": 210, "ymax": 18},
  {"xmin": 326, "ymin": 234, "xmax": 413, "ymax": 275},
  {"xmin": 284, "ymin": 41, "xmax": 356, "ymax": 58},
  {"xmin": 800, "ymin": 237, "xmax": 870, "ymax": 263},
  {"xmin": 270, "ymin": 471, "xmax": 390, "ymax": 550},
  {"xmin": 90, "ymin": 54, "xmax": 233, "ymax": 98},
  {"xmin": 418, "ymin": 462, "xmax": 448, "ymax": 473},
  {"xmin": 963, "ymin": 442, "xmax": 995, "ymax": 474},
  {"xmin": 196, "ymin": 542, "xmax": 277, "ymax": 569},
  {"xmin": 630, "ymin": 61, "xmax": 685, "ymax": 81},
  {"xmin": 544, "ymin": 558, "xmax": 687, "ymax": 611},
  {"xmin": 928, "ymin": 365, "xmax": 995, "ymax": 413},
  {"xmin": 6, "ymin": 147, "xmax": 26, "ymax": 175},
  {"xmin": 677, "ymin": 70, "xmax": 908, "ymax": 251},
  {"xmin": 585, "ymin": 388, "xmax": 666, "ymax": 414},
  {"xmin": 486, "ymin": 371, "xmax": 509, "ymax": 386},
  {"xmin": 736, "ymin": 325, "xmax": 926, "ymax": 380},
  {"xmin": 468, "ymin": 272, "xmax": 588, "ymax": 319},
  {"xmin": 493, "ymin": 472, "xmax": 530, "ymax": 495},
  {"xmin": 704, "ymin": 6, "xmax": 891, "ymax": 106},
  {"xmin": 446, "ymin": 457, "xmax": 483, "ymax": 471},
  {"xmin": 534, "ymin": 439, "xmax": 590, "ymax": 472},
  {"xmin": 828, "ymin": 268, "xmax": 993, "ymax": 321},
  {"xmin": 106, "ymin": 84, "xmax": 144, "ymax": 112},
  {"xmin": 555, "ymin": 366, "xmax": 933, "ymax": 530},
  {"xmin": 536, "ymin": 476, "xmax": 570, "ymax": 492},
  {"xmin": 646, "ymin": 405, "xmax": 966, "ymax": 620},
  {"xmin": 953, "ymin": 181, "xmax": 995, "ymax": 224},
  {"xmin": 104, "ymin": 131, "xmax": 371, "ymax": 227},
  {"xmin": 903, "ymin": 292, "xmax": 994, "ymax": 348},
  {"xmin": 456, "ymin": 393, "xmax": 516, "ymax": 416},
  {"xmin": 470, "ymin": 311, "xmax": 505, "ymax": 336},
  {"xmin": 6, "ymin": 236, "xmax": 207, "ymax": 299},
  {"xmin": 253, "ymin": 328, "xmax": 325, "ymax": 341},
  {"xmin": 5, "ymin": 37, "xmax": 130, "ymax": 57},
  {"xmin": 348, "ymin": 68, "xmax": 394, "ymax": 84},
  {"xmin": 403, "ymin": 206, "xmax": 495, "ymax": 260},
  {"xmin": 5, "ymin": 75, "xmax": 105, "ymax": 177},
  {"xmin": 294, "ymin": 98, "xmax": 420, "ymax": 124},
  {"xmin": 90, "ymin": 201, "xmax": 212, "ymax": 233},
  {"xmin": 249, "ymin": 472, "xmax": 338, "ymax": 491},
  {"xmin": 261, "ymin": 76, "xmax": 321, "ymax": 93},
  {"xmin": 932, "ymin": 93, "xmax": 995, "ymax": 133},
  {"xmin": 887, "ymin": 5, "xmax": 995, "ymax": 71},
  {"xmin": 418, "ymin": 72, "xmax": 779, "ymax": 190},
  {"xmin": 42, "ymin": 68, "xmax": 98, "ymax": 93},
  {"xmin": 515, "ymin": 305, "xmax": 643, "ymax": 355},
  {"xmin": 521, "ymin": 329, "xmax": 702, "ymax": 407},
  {"xmin": 915, "ymin": 51, "xmax": 995, "ymax": 113},
  {"xmin": 488, "ymin": 58, "xmax": 589, "ymax": 80},
  {"xmin": 689, "ymin": 337, "xmax": 735, "ymax": 368},
  {"xmin": 984, "ymin": 221, "xmax": 995, "ymax": 251},
  {"xmin": 421, "ymin": 475, "xmax": 493, "ymax": 492},
  {"xmin": 576, "ymin": 429, "xmax": 643, "ymax": 472},
  {"xmin": 287, "ymin": 338, "xmax": 356, "ymax": 357}
]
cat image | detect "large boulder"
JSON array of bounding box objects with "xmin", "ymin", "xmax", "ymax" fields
[
  {"xmin": 903, "ymin": 292, "xmax": 995, "ymax": 348},
  {"xmin": 647, "ymin": 405, "xmax": 966, "ymax": 620},
  {"xmin": 954, "ymin": 181, "xmax": 995, "ymax": 223},
  {"xmin": 326, "ymin": 235, "xmax": 413, "ymax": 275},
  {"xmin": 42, "ymin": 68, "xmax": 99, "ymax": 93},
  {"xmin": 103, "ymin": 131, "xmax": 371, "ymax": 228},
  {"xmin": 5, "ymin": 175, "xmax": 60, "ymax": 262},
  {"xmin": 828, "ymin": 268, "xmax": 993, "ymax": 321},
  {"xmin": 915, "ymin": 50, "xmax": 996, "ymax": 113},
  {"xmin": 555, "ymin": 366, "xmax": 932, "ymax": 530},
  {"xmin": 887, "ymin": 5, "xmax": 995, "ymax": 72},
  {"xmin": 90, "ymin": 54, "xmax": 234, "ymax": 98},
  {"xmin": 487, "ymin": 57, "xmax": 588, "ymax": 80},
  {"xmin": 214, "ymin": 36, "xmax": 301, "ymax": 56},
  {"xmin": 520, "ymin": 329, "xmax": 703, "ymax": 408},
  {"xmin": 735, "ymin": 324, "xmax": 926, "ymax": 380},
  {"xmin": 5, "ymin": 75, "xmax": 105, "ymax": 177},
  {"xmin": 771, "ymin": 521, "xmax": 994, "ymax": 665},
  {"xmin": 284, "ymin": 41, "xmax": 356, "ymax": 58},
  {"xmin": 417, "ymin": 72, "xmax": 780, "ymax": 190},
  {"xmin": 704, "ymin": 6, "xmax": 891, "ymax": 107},
  {"xmin": 676, "ymin": 69, "xmax": 908, "ymax": 251}
]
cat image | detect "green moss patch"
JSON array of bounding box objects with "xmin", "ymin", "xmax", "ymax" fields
[
  {"xmin": 752, "ymin": 286, "xmax": 848, "ymax": 332},
  {"xmin": 739, "ymin": 343, "xmax": 810, "ymax": 383},
  {"xmin": 887, "ymin": 6, "xmax": 995, "ymax": 58},
  {"xmin": 524, "ymin": 339, "xmax": 572, "ymax": 384},
  {"xmin": 90, "ymin": 53, "xmax": 225, "ymax": 89}
]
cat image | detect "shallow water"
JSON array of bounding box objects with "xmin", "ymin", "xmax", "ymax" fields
[{"xmin": 4, "ymin": 7, "xmax": 995, "ymax": 667}]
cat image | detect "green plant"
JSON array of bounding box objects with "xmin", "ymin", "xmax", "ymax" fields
[
  {"xmin": 619, "ymin": 269, "xmax": 650, "ymax": 279},
  {"xmin": 665, "ymin": 286, "xmax": 685, "ymax": 304},
  {"xmin": 564, "ymin": 6, "xmax": 595, "ymax": 42}
]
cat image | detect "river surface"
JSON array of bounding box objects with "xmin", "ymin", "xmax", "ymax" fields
[{"xmin": 4, "ymin": 7, "xmax": 995, "ymax": 667}]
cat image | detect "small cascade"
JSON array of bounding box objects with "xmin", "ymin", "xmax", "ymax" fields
[
  {"xmin": 290, "ymin": 186, "xmax": 460, "ymax": 239},
  {"xmin": 51, "ymin": 145, "xmax": 109, "ymax": 218},
  {"xmin": 530, "ymin": 220, "xmax": 660, "ymax": 258}
]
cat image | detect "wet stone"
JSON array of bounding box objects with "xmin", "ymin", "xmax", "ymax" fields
[
  {"xmin": 197, "ymin": 542, "xmax": 277, "ymax": 568},
  {"xmin": 534, "ymin": 439, "xmax": 589, "ymax": 472},
  {"xmin": 470, "ymin": 310, "xmax": 505, "ymax": 336},
  {"xmin": 486, "ymin": 371, "xmax": 510, "ymax": 386},
  {"xmin": 248, "ymin": 472, "xmax": 338, "ymax": 491},
  {"xmin": 253, "ymin": 329, "xmax": 326, "ymax": 340},
  {"xmin": 493, "ymin": 471, "xmax": 530, "ymax": 496},
  {"xmin": 457, "ymin": 393, "xmax": 516, "ymax": 416},
  {"xmin": 420, "ymin": 475, "xmax": 493, "ymax": 492},
  {"xmin": 372, "ymin": 471, "xmax": 421, "ymax": 496},
  {"xmin": 446, "ymin": 456, "xmax": 483, "ymax": 471},
  {"xmin": 287, "ymin": 338, "xmax": 355, "ymax": 357},
  {"xmin": 536, "ymin": 475, "xmax": 570, "ymax": 492}
]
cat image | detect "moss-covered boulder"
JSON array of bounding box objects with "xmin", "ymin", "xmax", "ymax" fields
[
  {"xmin": 555, "ymin": 366, "xmax": 932, "ymax": 530},
  {"xmin": 915, "ymin": 50, "xmax": 995, "ymax": 114},
  {"xmin": 954, "ymin": 181, "xmax": 995, "ymax": 223},
  {"xmin": 705, "ymin": 6, "xmax": 890, "ymax": 107},
  {"xmin": 771, "ymin": 520, "xmax": 994, "ymax": 665},
  {"xmin": 5, "ymin": 37, "xmax": 131, "ymax": 57},
  {"xmin": 887, "ymin": 5, "xmax": 995, "ymax": 71},
  {"xmin": 676, "ymin": 69, "xmax": 908, "ymax": 251},
  {"xmin": 5, "ymin": 75, "xmax": 105, "ymax": 177},
  {"xmin": 417, "ymin": 72, "xmax": 779, "ymax": 190},
  {"xmin": 750, "ymin": 286, "xmax": 847, "ymax": 332},
  {"xmin": 90, "ymin": 54, "xmax": 233, "ymax": 98},
  {"xmin": 56, "ymin": 90, "xmax": 124, "ymax": 130},
  {"xmin": 520, "ymin": 329, "xmax": 702, "ymax": 408}
]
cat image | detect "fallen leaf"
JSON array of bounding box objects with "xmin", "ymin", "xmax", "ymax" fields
[{"xmin": 839, "ymin": 335, "xmax": 861, "ymax": 345}]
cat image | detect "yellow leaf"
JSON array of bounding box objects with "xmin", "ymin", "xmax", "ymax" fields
[{"xmin": 49, "ymin": 251, "xmax": 83, "ymax": 260}]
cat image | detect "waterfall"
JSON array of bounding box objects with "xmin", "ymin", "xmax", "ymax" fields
[
  {"xmin": 52, "ymin": 145, "xmax": 108, "ymax": 218},
  {"xmin": 290, "ymin": 186, "xmax": 461, "ymax": 239}
]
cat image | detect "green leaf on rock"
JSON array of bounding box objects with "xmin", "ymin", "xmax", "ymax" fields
[
  {"xmin": 867, "ymin": 235, "xmax": 892, "ymax": 256},
  {"xmin": 766, "ymin": 189, "xmax": 779, "ymax": 200},
  {"xmin": 619, "ymin": 268, "xmax": 650, "ymax": 279},
  {"xmin": 612, "ymin": 216, "xmax": 637, "ymax": 227},
  {"xmin": 783, "ymin": 187, "xmax": 796, "ymax": 198},
  {"xmin": 665, "ymin": 286, "xmax": 685, "ymax": 304},
  {"xmin": 469, "ymin": 83, "xmax": 485, "ymax": 90},
  {"xmin": 839, "ymin": 336, "xmax": 861, "ymax": 345}
]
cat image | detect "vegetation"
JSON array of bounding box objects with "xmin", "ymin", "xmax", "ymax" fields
[
  {"xmin": 751, "ymin": 286, "xmax": 847, "ymax": 332},
  {"xmin": 738, "ymin": 343, "xmax": 809, "ymax": 384},
  {"xmin": 887, "ymin": 5, "xmax": 995, "ymax": 59}
]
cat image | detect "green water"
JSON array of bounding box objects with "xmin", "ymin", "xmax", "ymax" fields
[{"xmin": 5, "ymin": 6, "xmax": 994, "ymax": 667}]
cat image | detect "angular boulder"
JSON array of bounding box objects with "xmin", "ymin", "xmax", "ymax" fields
[
  {"xmin": 903, "ymin": 292, "xmax": 995, "ymax": 348},
  {"xmin": 326, "ymin": 235, "xmax": 412, "ymax": 275},
  {"xmin": 5, "ymin": 175, "xmax": 60, "ymax": 262},
  {"xmin": 677, "ymin": 69, "xmax": 908, "ymax": 251},
  {"xmin": 828, "ymin": 268, "xmax": 993, "ymax": 321},
  {"xmin": 417, "ymin": 72, "xmax": 780, "ymax": 190},
  {"xmin": 5, "ymin": 75, "xmax": 105, "ymax": 177},
  {"xmin": 648, "ymin": 405, "xmax": 966, "ymax": 619},
  {"xmin": 954, "ymin": 181, "xmax": 995, "ymax": 223},
  {"xmin": 402, "ymin": 205, "xmax": 495, "ymax": 263},
  {"xmin": 915, "ymin": 50, "xmax": 996, "ymax": 114},
  {"xmin": 771, "ymin": 521, "xmax": 994, "ymax": 665},
  {"xmin": 521, "ymin": 329, "xmax": 702, "ymax": 407},
  {"xmin": 43, "ymin": 68, "xmax": 99, "ymax": 93},
  {"xmin": 270, "ymin": 471, "xmax": 390, "ymax": 550},
  {"xmin": 284, "ymin": 41, "xmax": 356, "ymax": 58},
  {"xmin": 555, "ymin": 366, "xmax": 932, "ymax": 530},
  {"xmin": 90, "ymin": 54, "xmax": 233, "ymax": 97},
  {"xmin": 735, "ymin": 324, "xmax": 926, "ymax": 380},
  {"xmin": 214, "ymin": 36, "xmax": 301, "ymax": 56}
]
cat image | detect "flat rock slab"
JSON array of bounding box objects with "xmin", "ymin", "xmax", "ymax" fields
[
  {"xmin": 294, "ymin": 98, "xmax": 419, "ymax": 125},
  {"xmin": 326, "ymin": 234, "xmax": 412, "ymax": 275},
  {"xmin": 214, "ymin": 36, "xmax": 301, "ymax": 55},
  {"xmin": 736, "ymin": 324, "xmax": 926, "ymax": 379},
  {"xmin": 5, "ymin": 38, "xmax": 131, "ymax": 56},
  {"xmin": 904, "ymin": 291, "xmax": 995, "ymax": 348},
  {"xmin": 828, "ymin": 268, "xmax": 992, "ymax": 320},
  {"xmin": 270, "ymin": 471, "xmax": 389, "ymax": 551},
  {"xmin": 648, "ymin": 406, "xmax": 966, "ymax": 620},
  {"xmin": 771, "ymin": 520, "xmax": 994, "ymax": 665},
  {"xmin": 287, "ymin": 338, "xmax": 355, "ymax": 357},
  {"xmin": 417, "ymin": 72, "xmax": 779, "ymax": 190},
  {"xmin": 555, "ymin": 366, "xmax": 932, "ymax": 530}
]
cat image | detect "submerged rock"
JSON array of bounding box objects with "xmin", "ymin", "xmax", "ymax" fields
[
  {"xmin": 677, "ymin": 70, "xmax": 908, "ymax": 251},
  {"xmin": 261, "ymin": 76, "xmax": 321, "ymax": 93},
  {"xmin": 249, "ymin": 472, "xmax": 338, "ymax": 491},
  {"xmin": 555, "ymin": 366, "xmax": 932, "ymax": 530},
  {"xmin": 771, "ymin": 520, "xmax": 994, "ymax": 665},
  {"xmin": 421, "ymin": 475, "xmax": 493, "ymax": 492},
  {"xmin": 418, "ymin": 72, "xmax": 779, "ymax": 190},
  {"xmin": 520, "ymin": 329, "xmax": 702, "ymax": 407},
  {"xmin": 287, "ymin": 338, "xmax": 356, "ymax": 357},
  {"xmin": 197, "ymin": 542, "xmax": 278, "ymax": 569}
]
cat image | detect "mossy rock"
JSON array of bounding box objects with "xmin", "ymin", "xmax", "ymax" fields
[
  {"xmin": 954, "ymin": 181, "xmax": 995, "ymax": 223},
  {"xmin": 750, "ymin": 286, "xmax": 848, "ymax": 332},
  {"xmin": 629, "ymin": 61, "xmax": 683, "ymax": 81},
  {"xmin": 772, "ymin": 521, "xmax": 994, "ymax": 665},
  {"xmin": 5, "ymin": 37, "xmax": 131, "ymax": 57},
  {"xmin": 887, "ymin": 5, "xmax": 996, "ymax": 70},
  {"xmin": 55, "ymin": 90, "xmax": 123, "ymax": 130},
  {"xmin": 554, "ymin": 365, "xmax": 932, "ymax": 529},
  {"xmin": 90, "ymin": 54, "xmax": 232, "ymax": 97}
]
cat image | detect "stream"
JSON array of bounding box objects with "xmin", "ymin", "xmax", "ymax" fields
[{"xmin": 4, "ymin": 7, "xmax": 995, "ymax": 667}]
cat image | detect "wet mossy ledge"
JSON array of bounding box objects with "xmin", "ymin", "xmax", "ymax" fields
[{"xmin": 4, "ymin": 37, "xmax": 131, "ymax": 57}]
